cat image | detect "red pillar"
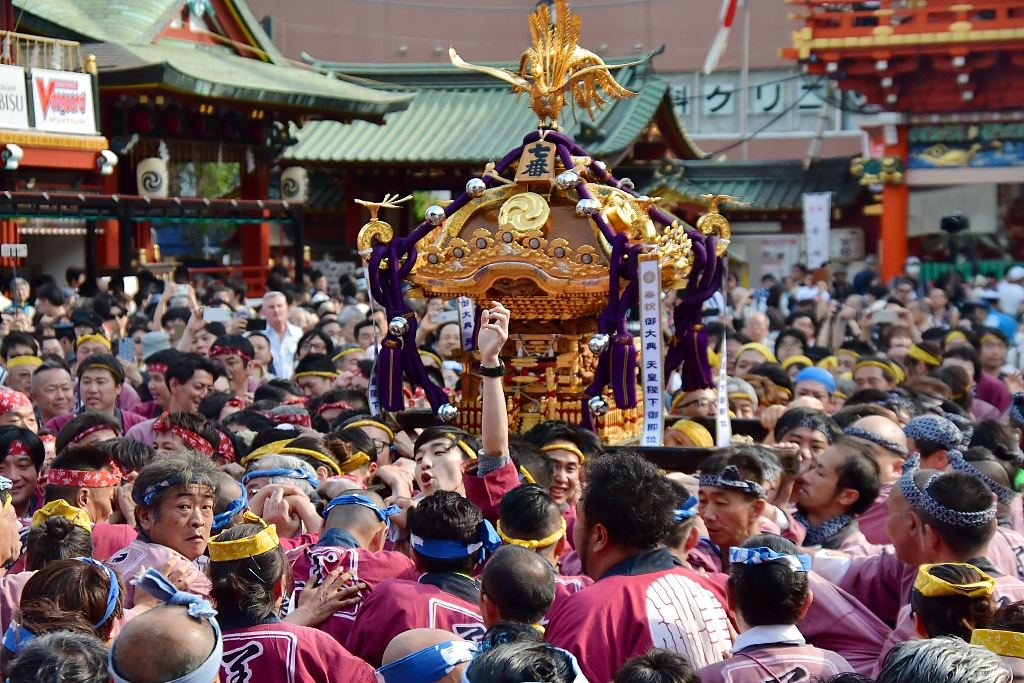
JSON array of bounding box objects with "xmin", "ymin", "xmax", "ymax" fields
[
  {"xmin": 95, "ymin": 173, "xmax": 120, "ymax": 270},
  {"xmin": 240, "ymin": 159, "xmax": 270, "ymax": 295},
  {"xmin": 880, "ymin": 125, "xmax": 909, "ymax": 282}
]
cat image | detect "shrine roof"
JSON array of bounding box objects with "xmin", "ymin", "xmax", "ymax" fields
[
  {"xmin": 283, "ymin": 51, "xmax": 706, "ymax": 166},
  {"xmin": 631, "ymin": 156, "xmax": 861, "ymax": 213},
  {"xmin": 14, "ymin": 0, "xmax": 411, "ymax": 119}
]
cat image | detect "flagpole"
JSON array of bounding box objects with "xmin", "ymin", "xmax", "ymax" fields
[{"xmin": 739, "ymin": 0, "xmax": 750, "ymax": 160}]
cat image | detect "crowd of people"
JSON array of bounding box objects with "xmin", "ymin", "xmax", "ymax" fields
[{"xmin": 0, "ymin": 256, "xmax": 1023, "ymax": 682}]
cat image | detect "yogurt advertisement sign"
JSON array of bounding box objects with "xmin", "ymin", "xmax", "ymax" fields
[
  {"xmin": 0, "ymin": 64, "xmax": 29, "ymax": 130},
  {"xmin": 30, "ymin": 68, "xmax": 97, "ymax": 135}
]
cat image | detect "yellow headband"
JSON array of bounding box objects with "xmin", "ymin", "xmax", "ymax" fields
[
  {"xmin": 7, "ymin": 355, "xmax": 42, "ymax": 370},
  {"xmin": 781, "ymin": 355, "xmax": 813, "ymax": 371},
  {"xmin": 345, "ymin": 420, "xmax": 395, "ymax": 440},
  {"xmin": 707, "ymin": 348, "xmax": 720, "ymax": 369},
  {"xmin": 669, "ymin": 420, "xmax": 714, "ymax": 448},
  {"xmin": 293, "ymin": 371, "xmax": 339, "ymax": 380},
  {"xmin": 945, "ymin": 330, "xmax": 968, "ymax": 344},
  {"xmin": 496, "ymin": 517, "xmax": 566, "ymax": 550},
  {"xmin": 542, "ymin": 442, "xmax": 585, "ymax": 463},
  {"xmin": 338, "ymin": 451, "xmax": 371, "ymax": 474},
  {"xmin": 728, "ymin": 392, "xmax": 755, "ymax": 403},
  {"xmin": 908, "ymin": 345, "xmax": 941, "ymax": 367},
  {"xmin": 816, "ymin": 356, "xmax": 839, "ymax": 371},
  {"xmin": 209, "ymin": 521, "xmax": 281, "ymax": 562},
  {"xmin": 914, "ymin": 563, "xmax": 996, "ymax": 599},
  {"xmin": 456, "ymin": 439, "xmax": 478, "ymax": 460},
  {"xmin": 76, "ymin": 334, "xmax": 111, "ymax": 350},
  {"xmin": 972, "ymin": 629, "xmax": 1024, "ymax": 659},
  {"xmin": 30, "ymin": 499, "xmax": 92, "ymax": 532},
  {"xmin": 981, "ymin": 334, "xmax": 1007, "ymax": 347},
  {"xmin": 837, "ymin": 349, "xmax": 861, "ymax": 360},
  {"xmin": 854, "ymin": 359, "xmax": 904, "ymax": 384},
  {"xmin": 737, "ymin": 342, "xmax": 776, "ymax": 363},
  {"xmin": 518, "ymin": 466, "xmax": 536, "ymax": 484},
  {"xmin": 332, "ymin": 347, "xmax": 364, "ymax": 362},
  {"xmin": 240, "ymin": 439, "xmax": 343, "ymax": 476}
]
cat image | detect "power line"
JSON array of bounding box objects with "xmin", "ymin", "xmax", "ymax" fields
[{"xmin": 706, "ymin": 85, "xmax": 814, "ymax": 156}]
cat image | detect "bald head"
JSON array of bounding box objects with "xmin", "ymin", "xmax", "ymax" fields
[
  {"xmin": 849, "ymin": 415, "xmax": 908, "ymax": 483},
  {"xmin": 480, "ymin": 545, "xmax": 554, "ymax": 628},
  {"xmin": 788, "ymin": 396, "xmax": 824, "ymax": 412},
  {"xmin": 325, "ymin": 490, "xmax": 388, "ymax": 549},
  {"xmin": 381, "ymin": 629, "xmax": 470, "ymax": 683},
  {"xmin": 111, "ymin": 606, "xmax": 218, "ymax": 683}
]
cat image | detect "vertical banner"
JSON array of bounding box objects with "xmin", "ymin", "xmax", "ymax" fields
[
  {"xmin": 716, "ymin": 336, "xmax": 732, "ymax": 447},
  {"xmin": 457, "ymin": 296, "xmax": 476, "ymax": 352},
  {"xmin": 363, "ymin": 264, "xmax": 381, "ymax": 416},
  {"xmin": 802, "ymin": 192, "xmax": 832, "ymax": 269},
  {"xmin": 638, "ymin": 254, "xmax": 664, "ymax": 447}
]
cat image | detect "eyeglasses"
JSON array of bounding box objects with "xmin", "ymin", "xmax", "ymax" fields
[{"xmin": 372, "ymin": 439, "xmax": 390, "ymax": 453}]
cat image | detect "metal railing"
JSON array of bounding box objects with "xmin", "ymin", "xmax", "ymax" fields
[{"xmin": 0, "ymin": 30, "xmax": 84, "ymax": 72}]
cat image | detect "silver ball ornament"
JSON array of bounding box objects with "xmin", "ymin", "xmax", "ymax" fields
[
  {"xmin": 587, "ymin": 333, "xmax": 610, "ymax": 355},
  {"xmin": 425, "ymin": 205, "xmax": 446, "ymax": 226},
  {"xmin": 575, "ymin": 198, "xmax": 600, "ymax": 217},
  {"xmin": 466, "ymin": 178, "xmax": 487, "ymax": 198},
  {"xmin": 588, "ymin": 395, "xmax": 609, "ymax": 416},
  {"xmin": 388, "ymin": 316, "xmax": 409, "ymax": 337},
  {"xmin": 437, "ymin": 403, "xmax": 458, "ymax": 423},
  {"xmin": 555, "ymin": 170, "xmax": 579, "ymax": 190},
  {"xmin": 619, "ymin": 177, "xmax": 635, "ymax": 191}
]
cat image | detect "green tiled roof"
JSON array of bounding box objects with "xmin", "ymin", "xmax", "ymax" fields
[
  {"xmin": 630, "ymin": 157, "xmax": 862, "ymax": 212},
  {"xmin": 93, "ymin": 42, "xmax": 411, "ymax": 117},
  {"xmin": 284, "ymin": 53, "xmax": 702, "ymax": 165},
  {"xmin": 15, "ymin": 0, "xmax": 408, "ymax": 118},
  {"xmin": 13, "ymin": 0, "xmax": 180, "ymax": 45}
]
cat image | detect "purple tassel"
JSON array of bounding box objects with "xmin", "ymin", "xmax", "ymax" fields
[
  {"xmin": 375, "ymin": 338, "xmax": 405, "ymax": 412},
  {"xmin": 610, "ymin": 334, "xmax": 636, "ymax": 408}
]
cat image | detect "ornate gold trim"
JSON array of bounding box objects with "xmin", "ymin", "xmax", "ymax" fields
[{"xmin": 0, "ymin": 129, "xmax": 109, "ymax": 152}]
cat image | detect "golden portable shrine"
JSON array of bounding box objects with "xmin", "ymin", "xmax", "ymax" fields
[{"xmin": 356, "ymin": 0, "xmax": 730, "ymax": 444}]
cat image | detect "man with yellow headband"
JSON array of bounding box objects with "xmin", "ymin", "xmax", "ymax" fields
[
  {"xmin": 45, "ymin": 355, "xmax": 147, "ymax": 436},
  {"xmin": 2, "ymin": 355, "xmax": 40, "ymax": 395}
]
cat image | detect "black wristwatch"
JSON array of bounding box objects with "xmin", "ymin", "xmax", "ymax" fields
[{"xmin": 479, "ymin": 359, "xmax": 506, "ymax": 377}]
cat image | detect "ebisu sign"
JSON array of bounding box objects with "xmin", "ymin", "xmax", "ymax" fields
[
  {"xmin": 0, "ymin": 64, "xmax": 29, "ymax": 130},
  {"xmin": 30, "ymin": 68, "xmax": 97, "ymax": 135}
]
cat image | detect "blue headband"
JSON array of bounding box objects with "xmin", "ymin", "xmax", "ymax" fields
[
  {"xmin": 242, "ymin": 468, "xmax": 320, "ymax": 489},
  {"xmin": 947, "ymin": 449, "xmax": 1017, "ymax": 506},
  {"xmin": 76, "ymin": 557, "xmax": 120, "ymax": 627},
  {"xmin": 899, "ymin": 454, "xmax": 997, "ymax": 527},
  {"xmin": 698, "ymin": 465, "xmax": 766, "ymax": 499},
  {"xmin": 794, "ymin": 367, "xmax": 836, "ymax": 395},
  {"xmin": 844, "ymin": 426, "xmax": 909, "ymax": 456},
  {"xmin": 138, "ymin": 477, "xmax": 178, "ymax": 507},
  {"xmin": 2, "ymin": 622, "xmax": 34, "ymax": 654},
  {"xmin": 109, "ymin": 569, "xmax": 223, "ymax": 683},
  {"xmin": 904, "ymin": 415, "xmax": 964, "ymax": 451},
  {"xmin": 377, "ymin": 640, "xmax": 478, "ymax": 683},
  {"xmin": 675, "ymin": 495, "xmax": 698, "ymax": 523},
  {"xmin": 410, "ymin": 519, "xmax": 501, "ymax": 561},
  {"xmin": 729, "ymin": 546, "xmax": 812, "ymax": 573},
  {"xmin": 212, "ymin": 487, "xmax": 248, "ymax": 533},
  {"xmin": 323, "ymin": 493, "xmax": 400, "ymax": 528}
]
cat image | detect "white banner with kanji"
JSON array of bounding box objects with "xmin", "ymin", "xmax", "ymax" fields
[
  {"xmin": 638, "ymin": 255, "xmax": 664, "ymax": 447},
  {"xmin": 802, "ymin": 192, "xmax": 832, "ymax": 269}
]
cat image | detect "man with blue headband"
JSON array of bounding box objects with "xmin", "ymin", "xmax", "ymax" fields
[
  {"xmin": 288, "ymin": 488, "xmax": 415, "ymax": 646},
  {"xmin": 346, "ymin": 490, "xmax": 498, "ymax": 666},
  {"xmin": 107, "ymin": 452, "xmax": 219, "ymax": 607},
  {"xmin": 377, "ymin": 628, "xmax": 476, "ymax": 683},
  {"xmin": 793, "ymin": 367, "xmax": 838, "ymax": 412},
  {"xmin": 698, "ymin": 534, "xmax": 853, "ymax": 681}
]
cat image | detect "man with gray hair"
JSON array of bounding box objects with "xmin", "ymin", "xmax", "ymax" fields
[
  {"xmin": 877, "ymin": 636, "xmax": 1011, "ymax": 683},
  {"xmin": 337, "ymin": 305, "xmax": 367, "ymax": 345},
  {"xmin": 261, "ymin": 291, "xmax": 302, "ymax": 378},
  {"xmin": 107, "ymin": 451, "xmax": 220, "ymax": 606}
]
